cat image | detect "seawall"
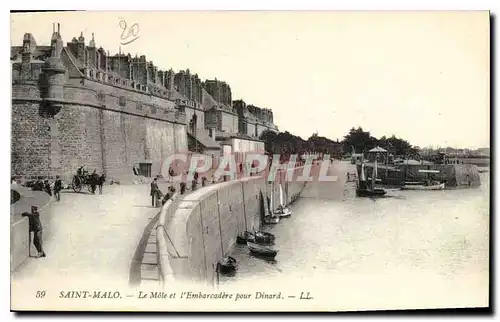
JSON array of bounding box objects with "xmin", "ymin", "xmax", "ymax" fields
[{"xmin": 157, "ymin": 166, "xmax": 309, "ymax": 286}]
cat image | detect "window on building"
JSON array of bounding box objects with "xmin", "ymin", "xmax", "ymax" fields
[{"xmin": 119, "ymin": 96, "xmax": 126, "ymax": 107}]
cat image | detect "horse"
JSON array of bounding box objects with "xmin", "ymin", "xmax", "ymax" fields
[{"xmin": 97, "ymin": 173, "xmax": 106, "ymax": 194}]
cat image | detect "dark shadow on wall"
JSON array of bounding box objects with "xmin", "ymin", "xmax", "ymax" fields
[{"xmin": 259, "ymin": 190, "xmax": 265, "ymax": 228}]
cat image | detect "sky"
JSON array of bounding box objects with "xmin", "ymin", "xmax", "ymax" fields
[{"xmin": 10, "ymin": 11, "xmax": 490, "ymax": 149}]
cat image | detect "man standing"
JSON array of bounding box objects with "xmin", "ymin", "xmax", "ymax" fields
[
  {"xmin": 53, "ymin": 175, "xmax": 62, "ymax": 201},
  {"xmin": 168, "ymin": 166, "xmax": 175, "ymax": 183},
  {"xmin": 150, "ymin": 178, "xmax": 159, "ymax": 207},
  {"xmin": 22, "ymin": 206, "xmax": 46, "ymax": 258}
]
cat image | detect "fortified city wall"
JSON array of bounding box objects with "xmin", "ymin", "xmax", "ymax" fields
[
  {"xmin": 12, "ymin": 81, "xmax": 188, "ymax": 182},
  {"xmin": 157, "ymin": 166, "xmax": 311, "ymax": 286},
  {"xmin": 11, "ymin": 26, "xmax": 278, "ymax": 182}
]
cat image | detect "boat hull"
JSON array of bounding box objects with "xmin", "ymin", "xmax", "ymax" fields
[
  {"xmin": 237, "ymin": 231, "xmax": 275, "ymax": 245},
  {"xmin": 218, "ymin": 256, "xmax": 238, "ymax": 274},
  {"xmin": 274, "ymin": 207, "xmax": 292, "ymax": 218},
  {"xmin": 247, "ymin": 242, "xmax": 278, "ymax": 258},
  {"xmin": 356, "ymin": 188, "xmax": 386, "ymax": 197},
  {"xmin": 400, "ymin": 183, "xmax": 445, "ymax": 191},
  {"xmin": 254, "ymin": 231, "xmax": 275, "ymax": 245},
  {"xmin": 264, "ymin": 215, "xmax": 280, "ymax": 224}
]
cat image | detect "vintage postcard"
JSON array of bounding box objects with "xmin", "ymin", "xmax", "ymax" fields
[{"xmin": 10, "ymin": 10, "xmax": 490, "ymax": 312}]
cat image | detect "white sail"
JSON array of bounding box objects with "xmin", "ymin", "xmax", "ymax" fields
[
  {"xmin": 361, "ymin": 162, "xmax": 366, "ymax": 181},
  {"xmin": 279, "ymin": 183, "xmax": 284, "ymax": 207},
  {"xmin": 270, "ymin": 183, "xmax": 274, "ymax": 214}
]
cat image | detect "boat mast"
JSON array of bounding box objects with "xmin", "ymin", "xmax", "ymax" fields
[
  {"xmin": 372, "ymin": 157, "xmax": 377, "ymax": 188},
  {"xmin": 279, "ymin": 183, "xmax": 284, "ymax": 207}
]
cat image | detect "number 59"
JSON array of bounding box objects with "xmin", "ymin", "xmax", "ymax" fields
[{"xmin": 36, "ymin": 291, "xmax": 46, "ymax": 298}]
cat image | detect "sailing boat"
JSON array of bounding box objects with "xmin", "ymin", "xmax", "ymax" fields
[
  {"xmin": 274, "ymin": 183, "xmax": 292, "ymax": 217},
  {"xmin": 263, "ymin": 187, "xmax": 280, "ymax": 224},
  {"xmin": 356, "ymin": 157, "xmax": 387, "ymax": 197}
]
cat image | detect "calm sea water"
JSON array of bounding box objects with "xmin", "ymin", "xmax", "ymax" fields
[{"xmin": 219, "ymin": 162, "xmax": 489, "ymax": 309}]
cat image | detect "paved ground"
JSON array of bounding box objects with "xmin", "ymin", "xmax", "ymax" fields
[
  {"xmin": 11, "ymin": 182, "xmax": 174, "ymax": 291},
  {"xmin": 11, "ymin": 166, "xmax": 249, "ymax": 295}
]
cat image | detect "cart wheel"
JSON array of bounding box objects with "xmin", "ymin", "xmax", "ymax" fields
[{"xmin": 72, "ymin": 177, "xmax": 82, "ymax": 193}]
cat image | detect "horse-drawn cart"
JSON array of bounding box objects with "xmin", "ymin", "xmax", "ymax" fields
[{"xmin": 71, "ymin": 174, "xmax": 94, "ymax": 193}]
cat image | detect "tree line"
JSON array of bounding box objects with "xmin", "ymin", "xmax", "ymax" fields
[{"xmin": 259, "ymin": 127, "xmax": 419, "ymax": 159}]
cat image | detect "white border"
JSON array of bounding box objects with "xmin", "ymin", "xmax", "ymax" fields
[{"xmin": 2, "ymin": 1, "xmax": 498, "ymax": 321}]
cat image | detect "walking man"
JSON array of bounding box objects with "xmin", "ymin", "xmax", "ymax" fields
[
  {"xmin": 22, "ymin": 206, "xmax": 46, "ymax": 258},
  {"xmin": 53, "ymin": 175, "xmax": 62, "ymax": 201},
  {"xmin": 150, "ymin": 177, "xmax": 159, "ymax": 207}
]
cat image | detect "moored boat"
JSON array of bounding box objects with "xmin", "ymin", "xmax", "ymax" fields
[
  {"xmin": 254, "ymin": 231, "xmax": 275, "ymax": 245},
  {"xmin": 273, "ymin": 184, "xmax": 293, "ymax": 217},
  {"xmin": 264, "ymin": 215, "xmax": 280, "ymax": 224},
  {"xmin": 401, "ymin": 183, "xmax": 445, "ymax": 190},
  {"xmin": 275, "ymin": 207, "xmax": 292, "ymax": 218},
  {"xmin": 356, "ymin": 159, "xmax": 387, "ymax": 197},
  {"xmin": 247, "ymin": 242, "xmax": 278, "ymax": 259},
  {"xmin": 237, "ymin": 231, "xmax": 276, "ymax": 245},
  {"xmin": 236, "ymin": 231, "xmax": 255, "ymax": 244},
  {"xmin": 263, "ymin": 192, "xmax": 280, "ymax": 224},
  {"xmin": 217, "ymin": 256, "xmax": 238, "ymax": 274},
  {"xmin": 356, "ymin": 187, "xmax": 387, "ymax": 197}
]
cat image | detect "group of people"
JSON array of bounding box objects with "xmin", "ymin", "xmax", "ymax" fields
[
  {"xmin": 150, "ymin": 177, "xmax": 177, "ymax": 207},
  {"xmin": 20, "ymin": 176, "xmax": 64, "ymax": 202},
  {"xmin": 149, "ymin": 170, "xmax": 214, "ymax": 207}
]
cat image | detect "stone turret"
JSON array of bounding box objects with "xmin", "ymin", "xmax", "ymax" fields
[
  {"xmin": 42, "ymin": 23, "xmax": 66, "ymax": 111},
  {"xmin": 19, "ymin": 33, "xmax": 36, "ymax": 81}
]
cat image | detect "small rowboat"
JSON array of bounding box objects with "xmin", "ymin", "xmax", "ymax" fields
[
  {"xmin": 401, "ymin": 183, "xmax": 445, "ymax": 191},
  {"xmin": 254, "ymin": 231, "xmax": 275, "ymax": 245},
  {"xmin": 247, "ymin": 242, "xmax": 278, "ymax": 259},
  {"xmin": 237, "ymin": 231, "xmax": 276, "ymax": 245},
  {"xmin": 264, "ymin": 215, "xmax": 280, "ymax": 224},
  {"xmin": 217, "ymin": 256, "xmax": 238, "ymax": 274},
  {"xmin": 236, "ymin": 231, "xmax": 255, "ymax": 244},
  {"xmin": 274, "ymin": 207, "xmax": 292, "ymax": 218},
  {"xmin": 356, "ymin": 188, "xmax": 387, "ymax": 197}
]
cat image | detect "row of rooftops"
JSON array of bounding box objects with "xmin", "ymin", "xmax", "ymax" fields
[{"xmin": 11, "ymin": 25, "xmax": 277, "ymax": 127}]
